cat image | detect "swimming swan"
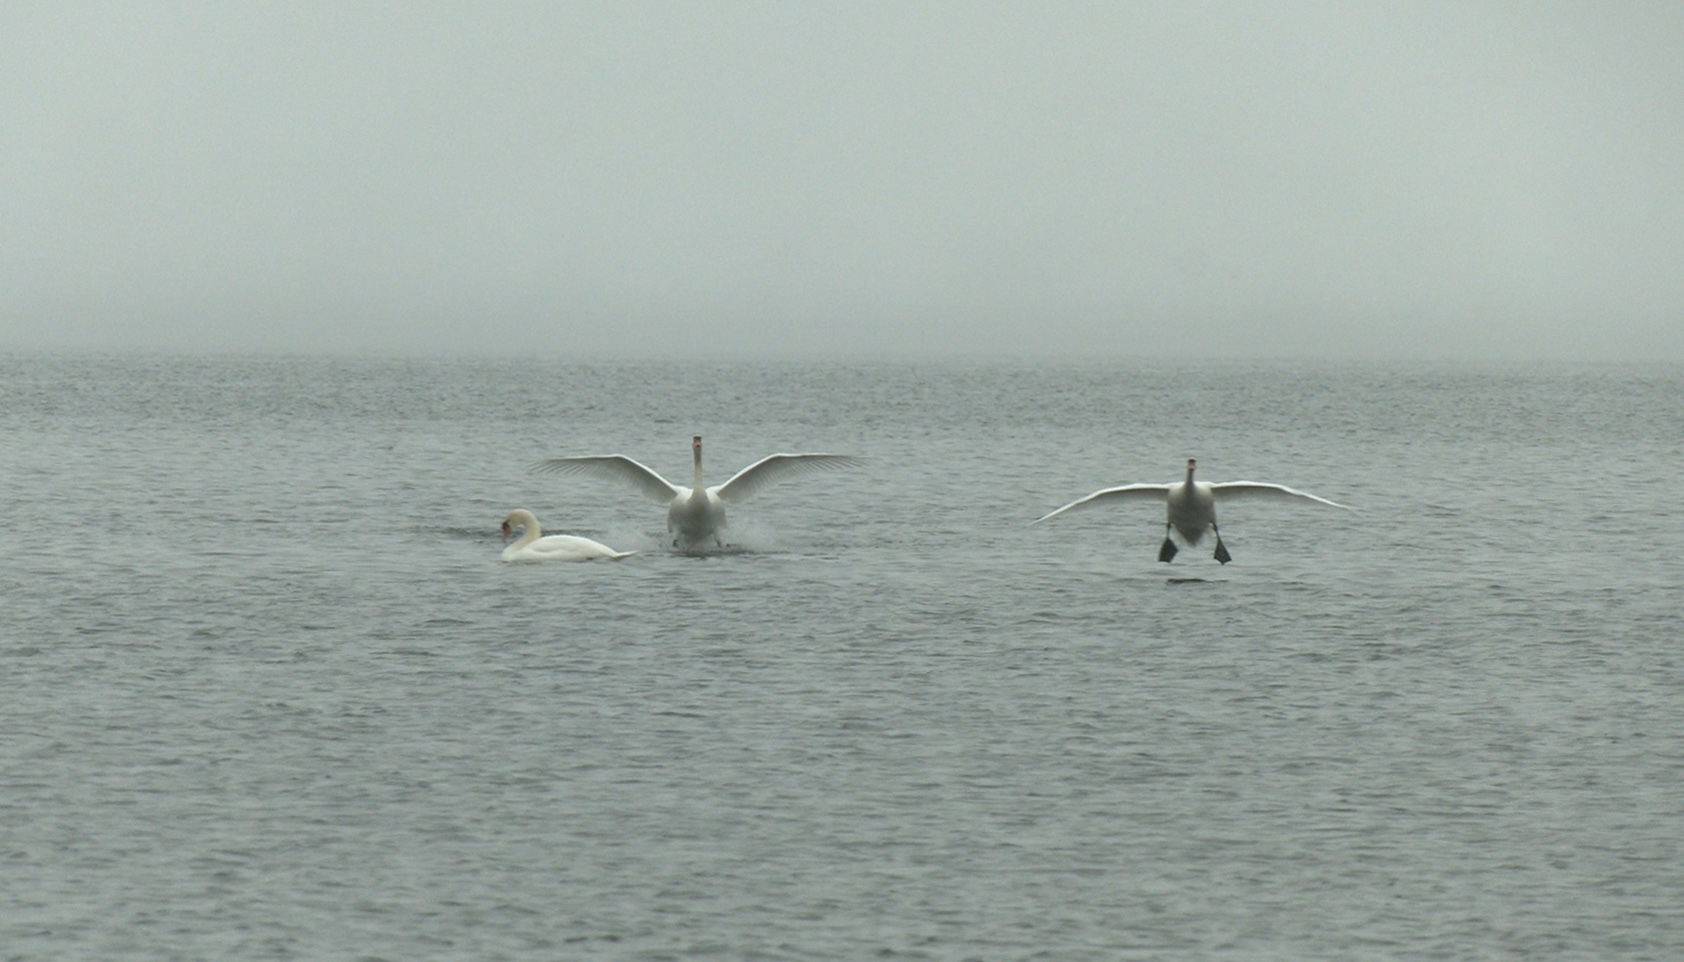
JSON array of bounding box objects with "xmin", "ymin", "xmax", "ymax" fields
[
  {"xmin": 1035, "ymin": 458, "xmax": 1350, "ymax": 563},
  {"xmin": 533, "ymin": 435, "xmax": 864, "ymax": 550},
  {"xmin": 500, "ymin": 509, "xmax": 637, "ymax": 562}
]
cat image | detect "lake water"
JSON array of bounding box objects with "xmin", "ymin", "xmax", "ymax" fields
[{"xmin": 3, "ymin": 355, "xmax": 1682, "ymax": 959}]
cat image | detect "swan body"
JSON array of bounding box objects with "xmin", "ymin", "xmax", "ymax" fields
[
  {"xmin": 534, "ymin": 435, "xmax": 864, "ymax": 550},
  {"xmin": 499, "ymin": 509, "xmax": 636, "ymax": 562},
  {"xmin": 1035, "ymin": 458, "xmax": 1349, "ymax": 563}
]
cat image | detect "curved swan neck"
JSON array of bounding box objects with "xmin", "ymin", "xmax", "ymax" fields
[
  {"xmin": 504, "ymin": 510, "xmax": 541, "ymax": 549},
  {"xmin": 692, "ymin": 435, "xmax": 705, "ymax": 490}
]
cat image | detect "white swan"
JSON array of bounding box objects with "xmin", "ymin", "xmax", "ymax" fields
[
  {"xmin": 1035, "ymin": 458, "xmax": 1350, "ymax": 563},
  {"xmin": 533, "ymin": 435, "xmax": 864, "ymax": 550},
  {"xmin": 500, "ymin": 509, "xmax": 637, "ymax": 562}
]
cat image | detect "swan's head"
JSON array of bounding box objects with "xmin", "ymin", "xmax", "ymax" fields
[
  {"xmin": 500, "ymin": 509, "xmax": 533, "ymax": 541},
  {"xmin": 692, "ymin": 434, "xmax": 702, "ymax": 461},
  {"xmin": 1186, "ymin": 457, "xmax": 1197, "ymax": 477}
]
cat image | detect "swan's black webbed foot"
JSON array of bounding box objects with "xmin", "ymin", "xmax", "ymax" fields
[
  {"xmin": 1158, "ymin": 538, "xmax": 1178, "ymax": 562},
  {"xmin": 1213, "ymin": 539, "xmax": 1231, "ymax": 564}
]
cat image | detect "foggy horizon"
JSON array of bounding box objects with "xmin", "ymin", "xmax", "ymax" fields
[{"xmin": 4, "ymin": 2, "xmax": 1681, "ymax": 361}]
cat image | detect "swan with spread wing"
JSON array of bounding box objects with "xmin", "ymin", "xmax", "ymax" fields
[
  {"xmin": 534, "ymin": 435, "xmax": 864, "ymax": 550},
  {"xmin": 1035, "ymin": 458, "xmax": 1350, "ymax": 563}
]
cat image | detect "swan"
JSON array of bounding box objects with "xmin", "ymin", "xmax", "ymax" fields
[
  {"xmin": 533, "ymin": 435, "xmax": 864, "ymax": 550},
  {"xmin": 1034, "ymin": 458, "xmax": 1350, "ymax": 563},
  {"xmin": 500, "ymin": 509, "xmax": 637, "ymax": 562}
]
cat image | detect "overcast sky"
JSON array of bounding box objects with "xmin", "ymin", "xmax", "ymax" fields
[{"xmin": 3, "ymin": 2, "xmax": 1681, "ymax": 359}]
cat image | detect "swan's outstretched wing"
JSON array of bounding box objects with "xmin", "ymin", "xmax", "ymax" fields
[
  {"xmin": 1211, "ymin": 482, "xmax": 1350, "ymax": 510},
  {"xmin": 532, "ymin": 455, "xmax": 682, "ymax": 504},
  {"xmin": 1033, "ymin": 484, "xmax": 1170, "ymax": 524},
  {"xmin": 712, "ymin": 453, "xmax": 866, "ymax": 503}
]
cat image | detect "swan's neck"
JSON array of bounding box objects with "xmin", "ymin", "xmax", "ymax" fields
[
  {"xmin": 509, "ymin": 512, "xmax": 541, "ymax": 549},
  {"xmin": 692, "ymin": 441, "xmax": 705, "ymax": 491}
]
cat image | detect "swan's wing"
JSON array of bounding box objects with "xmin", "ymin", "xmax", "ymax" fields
[
  {"xmin": 534, "ymin": 534, "xmax": 615, "ymax": 554},
  {"xmin": 1210, "ymin": 481, "xmax": 1350, "ymax": 510},
  {"xmin": 531, "ymin": 455, "xmax": 681, "ymax": 504},
  {"xmin": 712, "ymin": 453, "xmax": 866, "ymax": 503},
  {"xmin": 1033, "ymin": 484, "xmax": 1170, "ymax": 524}
]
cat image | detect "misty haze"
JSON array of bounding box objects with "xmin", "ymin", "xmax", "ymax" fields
[{"xmin": 3, "ymin": 3, "xmax": 1680, "ymax": 359}]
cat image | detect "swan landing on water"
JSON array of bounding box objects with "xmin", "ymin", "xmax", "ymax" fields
[
  {"xmin": 533, "ymin": 435, "xmax": 864, "ymax": 551},
  {"xmin": 1034, "ymin": 458, "xmax": 1350, "ymax": 563},
  {"xmin": 499, "ymin": 509, "xmax": 637, "ymax": 562}
]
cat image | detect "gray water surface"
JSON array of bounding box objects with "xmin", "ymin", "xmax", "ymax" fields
[{"xmin": 3, "ymin": 356, "xmax": 1682, "ymax": 959}]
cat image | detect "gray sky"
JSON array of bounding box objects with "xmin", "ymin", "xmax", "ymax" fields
[{"xmin": 4, "ymin": 1, "xmax": 1681, "ymax": 359}]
